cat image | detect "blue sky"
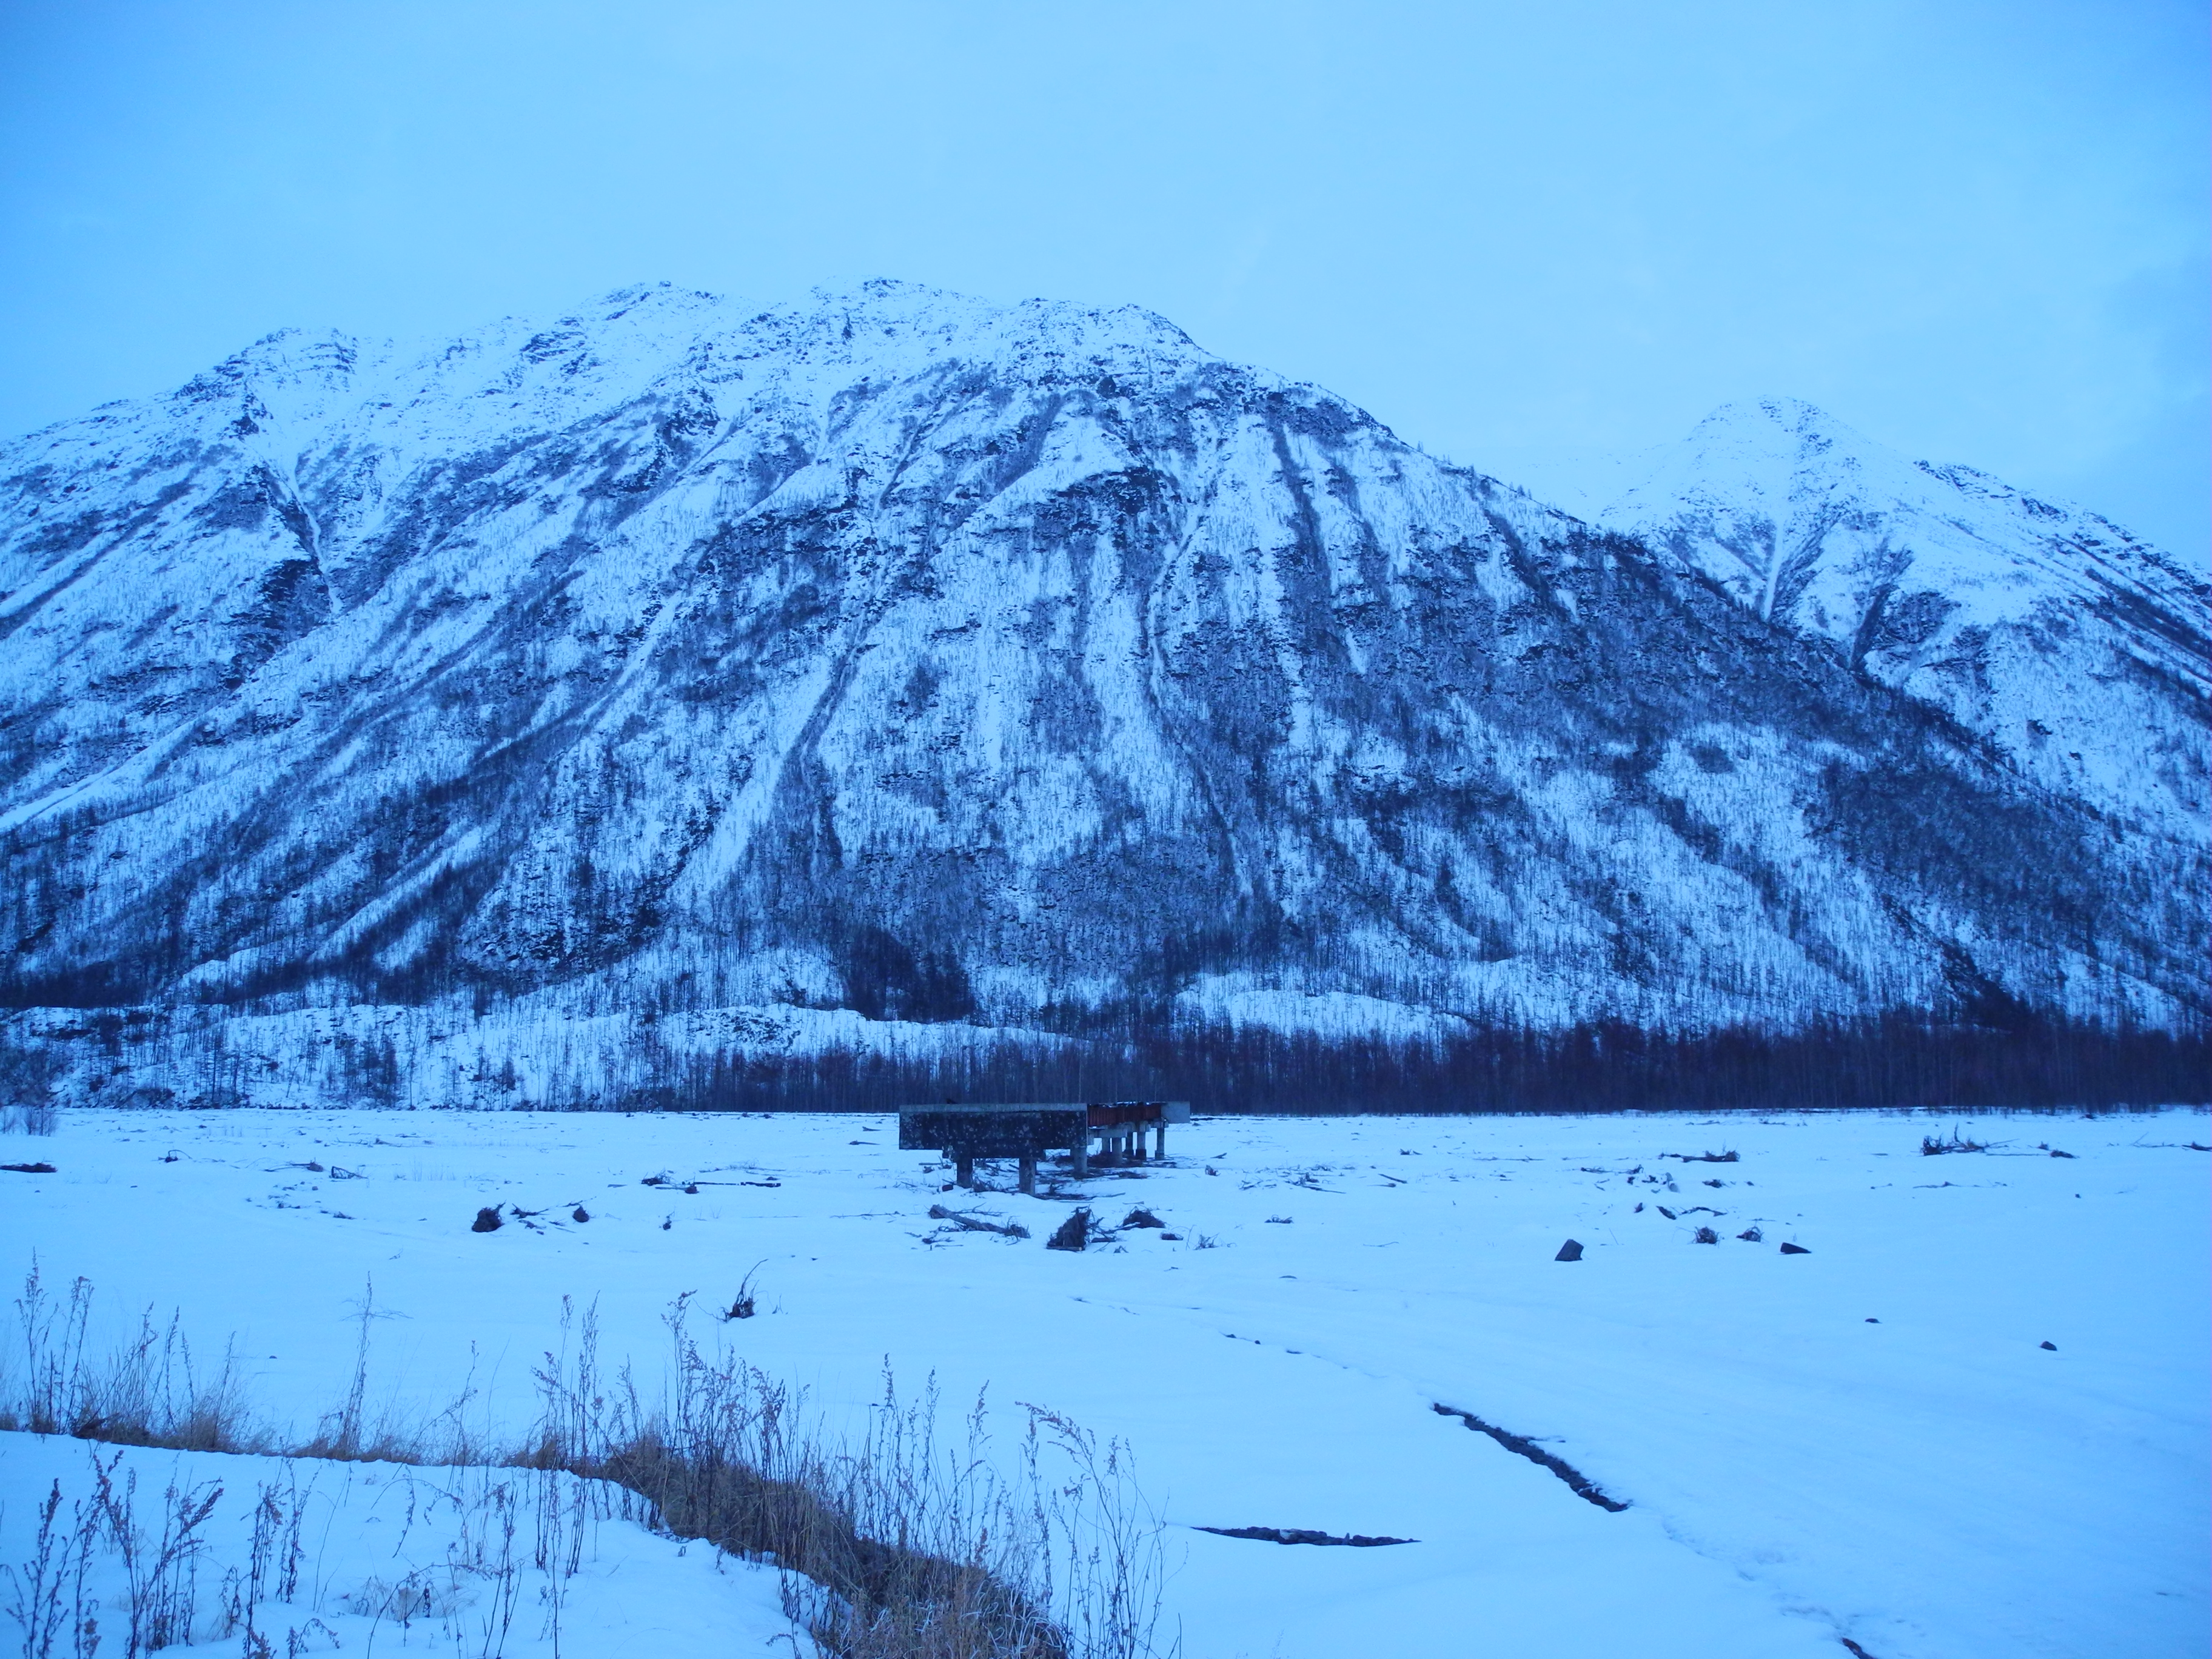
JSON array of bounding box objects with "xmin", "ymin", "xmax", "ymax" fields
[{"xmin": 2, "ymin": 0, "xmax": 2204, "ymax": 557}]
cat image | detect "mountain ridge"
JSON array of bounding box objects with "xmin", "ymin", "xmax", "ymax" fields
[
  {"xmin": 1, "ymin": 282, "xmax": 2201, "ymax": 1110},
  {"xmin": 1587, "ymin": 397, "xmax": 2206, "ymax": 834}
]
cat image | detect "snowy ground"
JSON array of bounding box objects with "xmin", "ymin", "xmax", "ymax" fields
[
  {"xmin": 2, "ymin": 1105, "xmax": 2205, "ymax": 1659},
  {"xmin": 0, "ymin": 1436, "xmax": 795, "ymax": 1656}
]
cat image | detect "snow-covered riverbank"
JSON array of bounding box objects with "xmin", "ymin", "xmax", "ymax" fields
[
  {"xmin": 0, "ymin": 1436, "xmax": 796, "ymax": 1657},
  {"xmin": 4, "ymin": 1106, "xmax": 2204, "ymax": 1658}
]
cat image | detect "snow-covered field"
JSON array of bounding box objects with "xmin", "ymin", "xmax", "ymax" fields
[{"xmin": 3, "ymin": 1105, "xmax": 2205, "ymax": 1658}]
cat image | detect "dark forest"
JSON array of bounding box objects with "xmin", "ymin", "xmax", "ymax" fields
[{"xmin": 622, "ymin": 1012, "xmax": 2208, "ymax": 1117}]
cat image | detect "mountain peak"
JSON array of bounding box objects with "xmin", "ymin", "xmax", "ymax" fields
[
  {"xmin": 1690, "ymin": 396, "xmax": 1843, "ymax": 439},
  {"xmin": 1590, "ymin": 400, "xmax": 2206, "ymax": 831}
]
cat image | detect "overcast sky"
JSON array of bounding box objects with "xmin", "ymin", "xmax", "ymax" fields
[{"xmin": 2, "ymin": 0, "xmax": 2204, "ymax": 558}]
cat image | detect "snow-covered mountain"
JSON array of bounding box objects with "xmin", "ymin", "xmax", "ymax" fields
[
  {"xmin": 0, "ymin": 285, "xmax": 2200, "ymax": 1108},
  {"xmin": 1590, "ymin": 398, "xmax": 2207, "ymax": 834}
]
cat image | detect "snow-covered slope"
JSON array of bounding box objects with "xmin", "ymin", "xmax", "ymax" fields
[
  {"xmin": 1592, "ymin": 398, "xmax": 2208, "ymax": 833},
  {"xmin": 0, "ymin": 288, "xmax": 2201, "ymax": 1105}
]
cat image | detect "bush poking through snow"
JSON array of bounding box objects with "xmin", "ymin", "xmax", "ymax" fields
[
  {"xmin": 2, "ymin": 1448, "xmax": 249, "ymax": 1659},
  {"xmin": 1120, "ymin": 1210, "xmax": 1163, "ymax": 1230},
  {"xmin": 470, "ymin": 1206, "xmax": 503, "ymax": 1233},
  {"xmin": 723, "ymin": 1262, "xmax": 765, "ymax": 1321},
  {"xmin": 1, "ymin": 1476, "xmax": 70, "ymax": 1657},
  {"xmin": 1045, "ymin": 1210, "xmax": 1090, "ymax": 1252},
  {"xmin": 1693, "ymin": 1227, "xmax": 1720, "ymax": 1245},
  {"xmin": 1, "ymin": 1101, "xmax": 58, "ymax": 1136},
  {"xmin": 0, "ymin": 1043, "xmax": 60, "ymax": 1134},
  {"xmin": 1737, "ymin": 1227, "xmax": 1763, "ymax": 1242},
  {"xmin": 1920, "ymin": 1130, "xmax": 1988, "ymax": 1156}
]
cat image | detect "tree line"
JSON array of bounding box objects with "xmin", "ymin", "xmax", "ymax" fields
[{"xmin": 605, "ymin": 1010, "xmax": 2207, "ymax": 1116}]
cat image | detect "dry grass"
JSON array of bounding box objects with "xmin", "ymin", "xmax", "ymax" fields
[
  {"xmin": 1, "ymin": 1266, "xmax": 1167, "ymax": 1659},
  {"xmin": 2, "ymin": 1264, "xmax": 264, "ymax": 1453}
]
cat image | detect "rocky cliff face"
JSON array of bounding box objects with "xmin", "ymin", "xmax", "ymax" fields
[{"xmin": 0, "ymin": 284, "xmax": 2200, "ymax": 1108}]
